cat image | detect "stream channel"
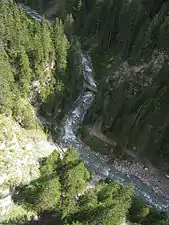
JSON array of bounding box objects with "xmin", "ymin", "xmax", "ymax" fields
[
  {"xmin": 59, "ymin": 53, "xmax": 169, "ymax": 214},
  {"xmin": 21, "ymin": 3, "xmax": 169, "ymax": 215}
]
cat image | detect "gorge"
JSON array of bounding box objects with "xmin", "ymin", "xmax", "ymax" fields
[
  {"xmin": 1, "ymin": 0, "xmax": 169, "ymax": 224},
  {"xmin": 17, "ymin": 2, "xmax": 169, "ymax": 213}
]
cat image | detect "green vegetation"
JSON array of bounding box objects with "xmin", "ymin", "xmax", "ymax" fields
[
  {"xmin": 69, "ymin": 180, "xmax": 133, "ymax": 225},
  {"xmin": 1, "ymin": 1, "xmax": 169, "ymax": 225},
  {"xmin": 0, "ymin": 0, "xmax": 70, "ymax": 128},
  {"xmin": 4, "ymin": 148, "xmax": 133, "ymax": 225},
  {"xmin": 54, "ymin": 18, "xmax": 70, "ymax": 73},
  {"xmin": 56, "ymin": 0, "xmax": 169, "ymax": 166},
  {"xmin": 13, "ymin": 98, "xmax": 38, "ymax": 129},
  {"xmin": 1, "ymin": 203, "xmax": 36, "ymax": 224},
  {"xmin": 36, "ymin": 177, "xmax": 61, "ymax": 212},
  {"xmin": 3, "ymin": 148, "xmax": 168, "ymax": 225},
  {"xmin": 128, "ymin": 198, "xmax": 169, "ymax": 225}
]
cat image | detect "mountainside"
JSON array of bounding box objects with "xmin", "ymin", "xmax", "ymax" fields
[
  {"xmin": 0, "ymin": 0, "xmax": 67, "ymax": 220},
  {"xmin": 21, "ymin": 0, "xmax": 169, "ymax": 166},
  {"xmin": 0, "ymin": 114, "xmax": 57, "ymax": 216},
  {"xmin": 63, "ymin": 0, "xmax": 169, "ymax": 167},
  {"xmin": 1, "ymin": 0, "xmax": 169, "ymax": 225}
]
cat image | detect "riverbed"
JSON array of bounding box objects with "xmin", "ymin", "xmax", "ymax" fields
[
  {"xmin": 59, "ymin": 53, "xmax": 169, "ymax": 214},
  {"xmin": 20, "ymin": 4, "xmax": 169, "ymax": 215}
]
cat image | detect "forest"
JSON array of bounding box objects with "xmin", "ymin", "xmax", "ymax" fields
[
  {"xmin": 0, "ymin": 0, "xmax": 78, "ymax": 129},
  {"xmin": 1, "ymin": 0, "xmax": 169, "ymax": 224},
  {"xmin": 3, "ymin": 148, "xmax": 169, "ymax": 225},
  {"xmin": 17, "ymin": 0, "xmax": 169, "ymax": 165},
  {"xmin": 65, "ymin": 0, "xmax": 169, "ymax": 166}
]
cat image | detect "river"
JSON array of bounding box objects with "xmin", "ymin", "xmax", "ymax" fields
[
  {"xmin": 20, "ymin": 4, "xmax": 169, "ymax": 215},
  {"xmin": 59, "ymin": 53, "xmax": 169, "ymax": 213}
]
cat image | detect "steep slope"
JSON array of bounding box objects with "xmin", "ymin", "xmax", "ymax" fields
[
  {"xmin": 0, "ymin": 114, "xmax": 57, "ymax": 217},
  {"xmin": 0, "ymin": 0, "xmax": 69, "ymax": 219},
  {"xmin": 1, "ymin": 1, "xmax": 169, "ymax": 225},
  {"xmin": 21, "ymin": 0, "xmax": 169, "ymax": 167},
  {"xmin": 67, "ymin": 0, "xmax": 169, "ymax": 168}
]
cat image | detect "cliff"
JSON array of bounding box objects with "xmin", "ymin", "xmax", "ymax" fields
[{"xmin": 0, "ymin": 114, "xmax": 57, "ymax": 219}]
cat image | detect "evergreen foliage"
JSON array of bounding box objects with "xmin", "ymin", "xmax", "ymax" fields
[
  {"xmin": 69, "ymin": 180, "xmax": 133, "ymax": 225},
  {"xmin": 59, "ymin": 0, "xmax": 169, "ymax": 164},
  {"xmin": 36, "ymin": 177, "xmax": 61, "ymax": 212},
  {"xmin": 40, "ymin": 150, "xmax": 61, "ymax": 176},
  {"xmin": 12, "ymin": 98, "xmax": 37, "ymax": 129},
  {"xmin": 59, "ymin": 148, "xmax": 91, "ymax": 218},
  {"xmin": 129, "ymin": 198, "xmax": 150, "ymax": 223},
  {"xmin": 128, "ymin": 197, "xmax": 169, "ymax": 225},
  {"xmin": 2, "ymin": 1, "xmax": 169, "ymax": 225},
  {"xmin": 0, "ymin": 48, "xmax": 14, "ymax": 115},
  {"xmin": 12, "ymin": 148, "xmax": 134, "ymax": 225},
  {"xmin": 54, "ymin": 18, "xmax": 70, "ymax": 72},
  {"xmin": 0, "ymin": 0, "xmax": 69, "ymax": 128},
  {"xmin": 18, "ymin": 48, "xmax": 32, "ymax": 98}
]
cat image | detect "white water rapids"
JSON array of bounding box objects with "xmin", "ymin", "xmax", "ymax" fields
[
  {"xmin": 19, "ymin": 3, "xmax": 169, "ymax": 215},
  {"xmin": 59, "ymin": 54, "xmax": 169, "ymax": 214}
]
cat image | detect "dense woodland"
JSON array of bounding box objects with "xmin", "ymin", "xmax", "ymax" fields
[
  {"xmin": 1, "ymin": 0, "xmax": 169, "ymax": 224},
  {"xmin": 78, "ymin": 0, "xmax": 169, "ymax": 166},
  {"xmin": 63, "ymin": 0, "xmax": 169, "ymax": 166},
  {"xmin": 17, "ymin": 0, "xmax": 169, "ymax": 166},
  {"xmin": 0, "ymin": 0, "xmax": 76, "ymax": 129},
  {"xmin": 15, "ymin": 149, "xmax": 133, "ymax": 225},
  {"xmin": 6, "ymin": 149, "xmax": 169, "ymax": 225}
]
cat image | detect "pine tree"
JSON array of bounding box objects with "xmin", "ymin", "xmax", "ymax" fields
[
  {"xmin": 36, "ymin": 177, "xmax": 61, "ymax": 212},
  {"xmin": 73, "ymin": 180, "xmax": 133, "ymax": 225},
  {"xmin": 33, "ymin": 24, "xmax": 44, "ymax": 78},
  {"xmin": 129, "ymin": 198, "xmax": 150, "ymax": 223},
  {"xmin": 18, "ymin": 48, "xmax": 32, "ymax": 98},
  {"xmin": 53, "ymin": 18, "xmax": 70, "ymax": 72},
  {"xmin": 41, "ymin": 16, "xmax": 54, "ymax": 63},
  {"xmin": 59, "ymin": 148, "xmax": 90, "ymax": 218},
  {"xmin": 65, "ymin": 13, "xmax": 74, "ymax": 34},
  {"xmin": 0, "ymin": 45, "xmax": 14, "ymax": 114},
  {"xmin": 0, "ymin": 0, "xmax": 7, "ymax": 42}
]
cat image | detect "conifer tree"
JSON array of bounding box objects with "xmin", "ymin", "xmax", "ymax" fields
[
  {"xmin": 33, "ymin": 25, "xmax": 44, "ymax": 78},
  {"xmin": 53, "ymin": 18, "xmax": 70, "ymax": 72},
  {"xmin": 72, "ymin": 180, "xmax": 133, "ymax": 225},
  {"xmin": 41, "ymin": 16, "xmax": 54, "ymax": 63},
  {"xmin": 0, "ymin": 46, "xmax": 14, "ymax": 114},
  {"xmin": 18, "ymin": 48, "xmax": 32, "ymax": 98},
  {"xmin": 60, "ymin": 148, "xmax": 90, "ymax": 218},
  {"xmin": 36, "ymin": 177, "xmax": 61, "ymax": 212}
]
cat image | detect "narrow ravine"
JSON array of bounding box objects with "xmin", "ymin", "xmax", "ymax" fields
[
  {"xmin": 59, "ymin": 54, "xmax": 169, "ymax": 214},
  {"xmin": 20, "ymin": 4, "xmax": 169, "ymax": 214}
]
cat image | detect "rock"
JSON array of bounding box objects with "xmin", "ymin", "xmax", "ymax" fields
[
  {"xmin": 133, "ymin": 146, "xmax": 136, "ymax": 151},
  {"xmin": 110, "ymin": 148, "xmax": 114, "ymax": 153},
  {"xmin": 33, "ymin": 215, "xmax": 39, "ymax": 221}
]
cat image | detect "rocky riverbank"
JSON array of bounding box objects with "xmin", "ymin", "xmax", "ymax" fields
[
  {"xmin": 111, "ymin": 157, "xmax": 169, "ymax": 200},
  {"xmin": 82, "ymin": 123, "xmax": 169, "ymax": 202}
]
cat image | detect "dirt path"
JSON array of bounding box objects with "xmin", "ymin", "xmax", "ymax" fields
[{"xmin": 86, "ymin": 120, "xmax": 169, "ymax": 199}]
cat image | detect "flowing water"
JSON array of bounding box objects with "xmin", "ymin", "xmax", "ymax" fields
[
  {"xmin": 20, "ymin": 4, "xmax": 169, "ymax": 215},
  {"xmin": 59, "ymin": 53, "xmax": 169, "ymax": 214}
]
